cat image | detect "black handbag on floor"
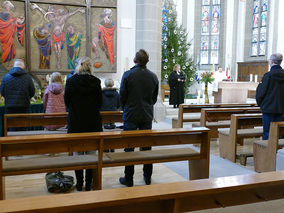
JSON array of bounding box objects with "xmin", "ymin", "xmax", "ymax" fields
[{"xmin": 45, "ymin": 172, "xmax": 74, "ymax": 193}]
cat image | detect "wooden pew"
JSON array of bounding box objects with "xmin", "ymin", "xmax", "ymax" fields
[
  {"xmin": 253, "ymin": 121, "xmax": 284, "ymax": 172},
  {"xmin": 219, "ymin": 113, "xmax": 263, "ymax": 165},
  {"xmin": 0, "ymin": 127, "xmax": 210, "ymax": 199},
  {"xmin": 161, "ymin": 84, "xmax": 170, "ymax": 102},
  {"xmin": 193, "ymin": 107, "xmax": 261, "ymax": 138},
  {"xmin": 172, "ymin": 103, "xmax": 258, "ymax": 128},
  {"xmin": 4, "ymin": 111, "xmax": 123, "ymax": 136},
  {"xmin": 2, "ymin": 171, "xmax": 284, "ymax": 213}
]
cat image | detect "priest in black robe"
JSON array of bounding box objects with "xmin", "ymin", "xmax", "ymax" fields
[{"xmin": 169, "ymin": 64, "xmax": 185, "ymax": 108}]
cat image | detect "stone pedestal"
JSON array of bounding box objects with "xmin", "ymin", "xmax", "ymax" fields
[{"xmin": 213, "ymin": 82, "xmax": 258, "ymax": 103}]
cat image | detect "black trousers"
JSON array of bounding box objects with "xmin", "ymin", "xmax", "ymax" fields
[
  {"xmin": 123, "ymin": 120, "xmax": 153, "ymax": 180},
  {"xmin": 75, "ymin": 169, "xmax": 93, "ymax": 185}
]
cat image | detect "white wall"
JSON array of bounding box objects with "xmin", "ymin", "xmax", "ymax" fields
[
  {"xmin": 173, "ymin": 0, "xmax": 182, "ymax": 25},
  {"xmin": 234, "ymin": 0, "xmax": 246, "ymax": 80},
  {"xmin": 95, "ymin": 0, "xmax": 136, "ymax": 88},
  {"xmin": 186, "ymin": 0, "xmax": 195, "ymax": 55},
  {"xmin": 276, "ymin": 0, "xmax": 284, "ymax": 54},
  {"xmin": 224, "ymin": 0, "xmax": 235, "ymax": 76}
]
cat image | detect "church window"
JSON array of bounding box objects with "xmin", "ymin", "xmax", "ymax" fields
[
  {"xmin": 251, "ymin": 0, "xmax": 268, "ymax": 56},
  {"xmin": 200, "ymin": 0, "xmax": 221, "ymax": 65}
]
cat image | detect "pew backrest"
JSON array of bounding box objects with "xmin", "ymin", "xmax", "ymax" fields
[
  {"xmin": 178, "ymin": 103, "xmax": 257, "ymax": 128},
  {"xmin": 199, "ymin": 107, "xmax": 261, "ymax": 126},
  {"xmin": 4, "ymin": 111, "xmax": 123, "ymax": 136},
  {"xmin": 1, "ymin": 171, "xmax": 284, "ymax": 213}
]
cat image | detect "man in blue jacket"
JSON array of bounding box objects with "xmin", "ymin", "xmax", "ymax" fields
[
  {"xmin": 119, "ymin": 49, "xmax": 159, "ymax": 187},
  {"xmin": 0, "ymin": 59, "xmax": 35, "ymax": 114},
  {"xmin": 256, "ymin": 53, "xmax": 284, "ymax": 140}
]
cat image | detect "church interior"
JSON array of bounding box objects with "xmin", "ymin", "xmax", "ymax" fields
[{"xmin": 1, "ymin": 0, "xmax": 284, "ymax": 212}]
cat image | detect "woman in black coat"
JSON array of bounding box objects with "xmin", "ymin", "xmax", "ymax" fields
[
  {"xmin": 169, "ymin": 64, "xmax": 185, "ymax": 108},
  {"xmin": 64, "ymin": 57, "xmax": 102, "ymax": 191}
]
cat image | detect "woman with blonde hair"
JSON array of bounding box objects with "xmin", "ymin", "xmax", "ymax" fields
[
  {"xmin": 64, "ymin": 57, "xmax": 102, "ymax": 191},
  {"xmin": 169, "ymin": 64, "xmax": 185, "ymax": 108},
  {"xmin": 43, "ymin": 72, "xmax": 65, "ymax": 130}
]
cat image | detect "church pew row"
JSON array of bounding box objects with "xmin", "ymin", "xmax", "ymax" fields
[
  {"xmin": 254, "ymin": 121, "xmax": 284, "ymax": 172},
  {"xmin": 192, "ymin": 107, "xmax": 261, "ymax": 138},
  {"xmin": 3, "ymin": 111, "xmax": 123, "ymax": 136},
  {"xmin": 1, "ymin": 171, "xmax": 284, "ymax": 213},
  {"xmin": 0, "ymin": 127, "xmax": 210, "ymax": 200},
  {"xmin": 219, "ymin": 113, "xmax": 263, "ymax": 165},
  {"xmin": 172, "ymin": 103, "xmax": 258, "ymax": 128}
]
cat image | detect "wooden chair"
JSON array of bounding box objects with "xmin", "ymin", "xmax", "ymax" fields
[{"xmin": 161, "ymin": 84, "xmax": 170, "ymax": 102}]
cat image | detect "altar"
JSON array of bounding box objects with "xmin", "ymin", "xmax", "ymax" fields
[{"xmin": 213, "ymin": 82, "xmax": 258, "ymax": 103}]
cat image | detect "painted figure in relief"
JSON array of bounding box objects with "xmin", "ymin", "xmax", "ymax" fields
[
  {"xmin": 0, "ymin": 1, "xmax": 25, "ymax": 65},
  {"xmin": 66, "ymin": 24, "xmax": 82, "ymax": 70},
  {"xmin": 31, "ymin": 3, "xmax": 85, "ymax": 69},
  {"xmin": 34, "ymin": 23, "xmax": 52, "ymax": 69},
  {"xmin": 98, "ymin": 9, "xmax": 116, "ymax": 67}
]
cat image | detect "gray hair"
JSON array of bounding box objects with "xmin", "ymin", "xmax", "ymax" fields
[
  {"xmin": 270, "ymin": 53, "xmax": 283, "ymax": 65},
  {"xmin": 13, "ymin": 59, "xmax": 25, "ymax": 69},
  {"xmin": 104, "ymin": 79, "xmax": 114, "ymax": 88}
]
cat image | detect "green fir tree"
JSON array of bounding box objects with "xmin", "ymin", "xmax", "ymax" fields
[{"xmin": 162, "ymin": 0, "xmax": 196, "ymax": 91}]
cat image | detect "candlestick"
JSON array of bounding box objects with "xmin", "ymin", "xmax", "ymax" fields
[
  {"xmin": 250, "ymin": 74, "xmax": 253, "ymax": 82},
  {"xmin": 197, "ymin": 90, "xmax": 201, "ymax": 104},
  {"xmin": 255, "ymin": 74, "xmax": 258, "ymax": 82}
]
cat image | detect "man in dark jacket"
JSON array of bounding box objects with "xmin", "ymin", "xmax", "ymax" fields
[
  {"xmin": 256, "ymin": 53, "xmax": 284, "ymax": 140},
  {"xmin": 119, "ymin": 49, "xmax": 159, "ymax": 187},
  {"xmin": 0, "ymin": 59, "xmax": 35, "ymax": 114}
]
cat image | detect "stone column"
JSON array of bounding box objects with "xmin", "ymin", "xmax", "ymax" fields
[{"xmin": 136, "ymin": 0, "xmax": 166, "ymax": 122}]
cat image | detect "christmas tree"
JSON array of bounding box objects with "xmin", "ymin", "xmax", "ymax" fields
[{"xmin": 162, "ymin": 0, "xmax": 196, "ymax": 91}]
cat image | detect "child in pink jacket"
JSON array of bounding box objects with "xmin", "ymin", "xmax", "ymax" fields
[{"xmin": 43, "ymin": 72, "xmax": 66, "ymax": 130}]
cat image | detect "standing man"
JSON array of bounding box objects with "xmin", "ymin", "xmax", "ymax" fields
[
  {"xmin": 0, "ymin": 59, "xmax": 35, "ymax": 115},
  {"xmin": 256, "ymin": 53, "xmax": 284, "ymax": 140},
  {"xmin": 119, "ymin": 49, "xmax": 159, "ymax": 187}
]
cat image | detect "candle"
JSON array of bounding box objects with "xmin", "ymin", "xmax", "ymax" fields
[
  {"xmin": 250, "ymin": 74, "xmax": 253, "ymax": 82},
  {"xmin": 255, "ymin": 74, "xmax": 258, "ymax": 82},
  {"xmin": 197, "ymin": 90, "xmax": 201, "ymax": 104}
]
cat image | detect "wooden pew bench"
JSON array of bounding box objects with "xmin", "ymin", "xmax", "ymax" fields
[
  {"xmin": 4, "ymin": 111, "xmax": 123, "ymax": 136},
  {"xmin": 172, "ymin": 103, "xmax": 258, "ymax": 128},
  {"xmin": 0, "ymin": 127, "xmax": 210, "ymax": 200},
  {"xmin": 2, "ymin": 171, "xmax": 284, "ymax": 213},
  {"xmin": 161, "ymin": 84, "xmax": 170, "ymax": 102},
  {"xmin": 253, "ymin": 121, "xmax": 284, "ymax": 172},
  {"xmin": 192, "ymin": 107, "xmax": 261, "ymax": 138},
  {"xmin": 218, "ymin": 113, "xmax": 263, "ymax": 165}
]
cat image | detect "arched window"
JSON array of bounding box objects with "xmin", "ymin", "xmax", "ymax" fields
[
  {"xmin": 200, "ymin": 0, "xmax": 221, "ymax": 65},
  {"xmin": 251, "ymin": 0, "xmax": 268, "ymax": 56}
]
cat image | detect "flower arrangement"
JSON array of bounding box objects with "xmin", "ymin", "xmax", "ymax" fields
[{"xmin": 200, "ymin": 71, "xmax": 214, "ymax": 84}]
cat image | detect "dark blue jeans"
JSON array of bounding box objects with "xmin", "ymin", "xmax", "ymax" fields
[
  {"xmin": 123, "ymin": 120, "xmax": 153, "ymax": 180},
  {"xmin": 262, "ymin": 113, "xmax": 283, "ymax": 140}
]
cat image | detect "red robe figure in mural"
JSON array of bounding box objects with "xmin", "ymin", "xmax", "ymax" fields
[
  {"xmin": 0, "ymin": 1, "xmax": 25, "ymax": 64},
  {"xmin": 98, "ymin": 9, "xmax": 115, "ymax": 65}
]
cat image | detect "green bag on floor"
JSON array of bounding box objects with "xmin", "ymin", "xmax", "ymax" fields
[{"xmin": 45, "ymin": 172, "xmax": 74, "ymax": 193}]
